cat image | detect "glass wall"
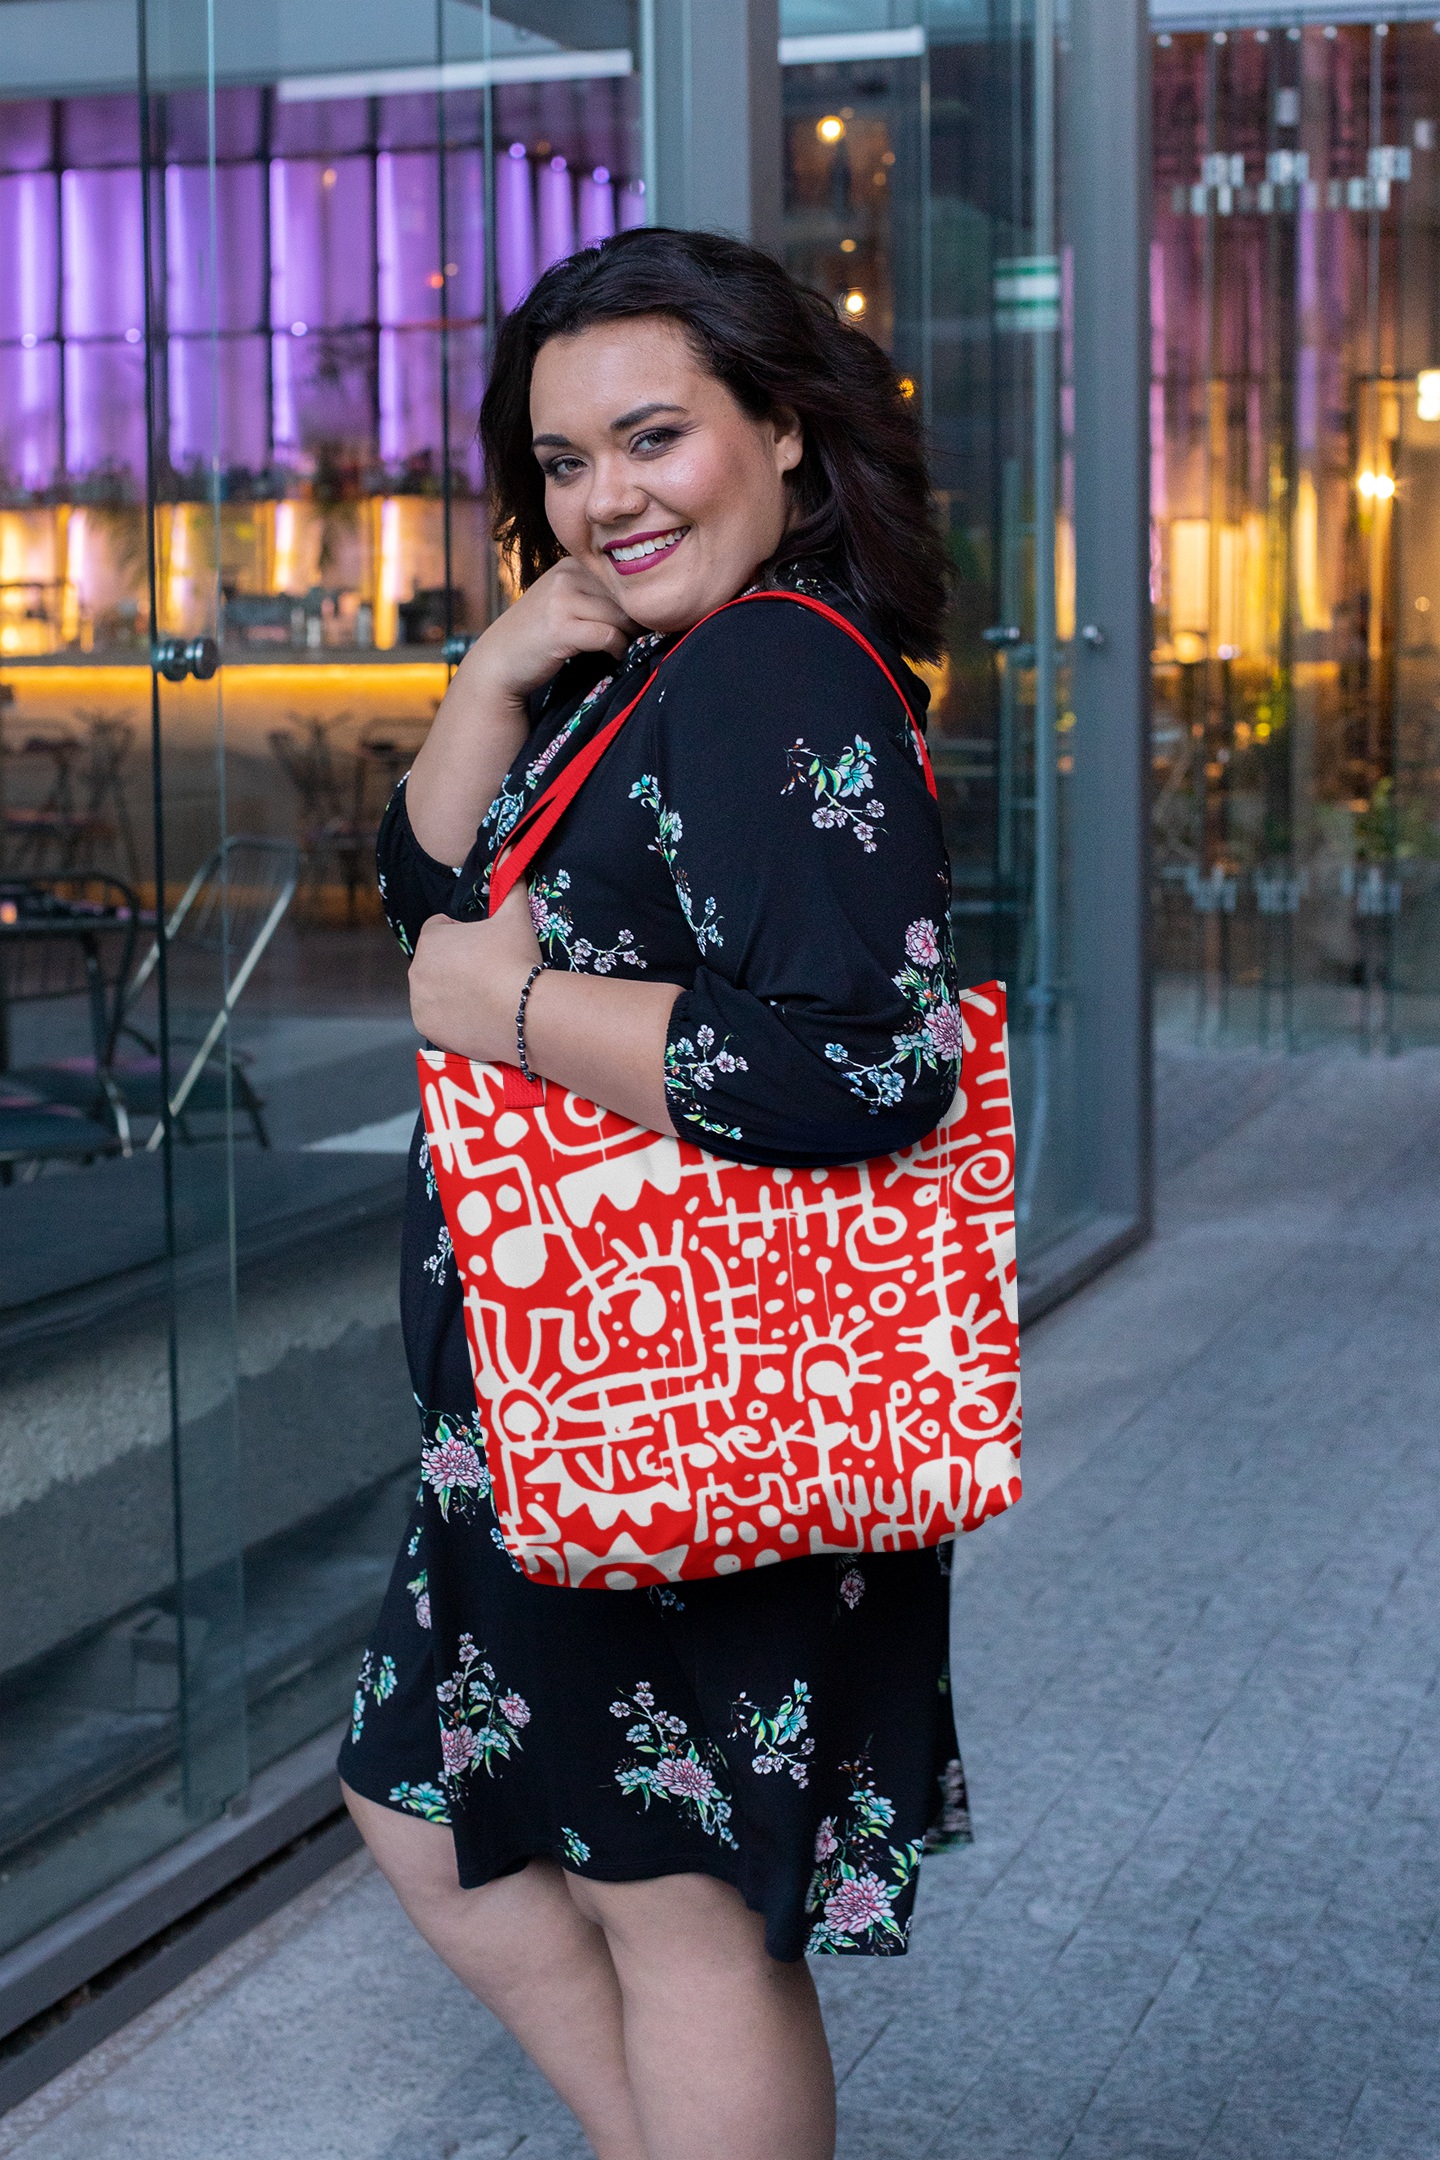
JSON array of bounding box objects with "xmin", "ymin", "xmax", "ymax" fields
[
  {"xmin": 0, "ymin": 0, "xmax": 643, "ymax": 1966},
  {"xmin": 2, "ymin": 0, "xmax": 1150, "ymax": 1989},
  {"xmin": 1151, "ymin": 15, "xmax": 1440, "ymax": 1050},
  {"xmin": 782, "ymin": 1, "xmax": 1139, "ymax": 1265}
]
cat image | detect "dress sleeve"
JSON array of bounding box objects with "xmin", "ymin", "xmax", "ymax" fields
[
  {"xmin": 641, "ymin": 601, "xmax": 961, "ymax": 1167},
  {"xmin": 375, "ymin": 774, "xmax": 464, "ymax": 958}
]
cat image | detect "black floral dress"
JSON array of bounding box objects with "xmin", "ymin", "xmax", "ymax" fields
[{"xmin": 340, "ymin": 571, "xmax": 972, "ymax": 1961}]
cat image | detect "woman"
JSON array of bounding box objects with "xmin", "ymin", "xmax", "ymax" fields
[{"xmin": 341, "ymin": 228, "xmax": 968, "ymax": 2160}]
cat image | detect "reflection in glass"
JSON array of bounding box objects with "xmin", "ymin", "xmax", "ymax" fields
[
  {"xmin": 0, "ymin": 3, "xmax": 646, "ymax": 1968},
  {"xmin": 1151, "ymin": 20, "xmax": 1440, "ymax": 1050}
]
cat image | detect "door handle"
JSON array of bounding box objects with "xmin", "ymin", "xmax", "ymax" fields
[{"xmin": 152, "ymin": 637, "xmax": 220, "ymax": 682}]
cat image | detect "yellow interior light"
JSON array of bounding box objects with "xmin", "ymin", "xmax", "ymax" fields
[
  {"xmin": 817, "ymin": 115, "xmax": 845, "ymax": 143},
  {"xmin": 897, "ymin": 376, "xmax": 916, "ymax": 399},
  {"xmin": 1357, "ymin": 470, "xmax": 1377, "ymax": 497},
  {"xmin": 1418, "ymin": 369, "xmax": 1440, "ymax": 421},
  {"xmin": 842, "ymin": 289, "xmax": 866, "ymax": 317},
  {"xmin": 1358, "ymin": 470, "xmax": 1395, "ymax": 499},
  {"xmin": 840, "ymin": 236, "xmax": 857, "ymax": 253}
]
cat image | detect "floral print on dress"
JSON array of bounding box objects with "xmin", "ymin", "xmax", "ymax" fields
[
  {"xmin": 610, "ymin": 1681, "xmax": 738, "ymax": 1847},
  {"xmin": 420, "ymin": 1415, "xmax": 491, "ymax": 1522},
  {"xmin": 561, "ymin": 1826, "xmax": 592, "ymax": 1867},
  {"xmin": 491, "ymin": 1525, "xmax": 526, "ymax": 1575},
  {"xmin": 824, "ymin": 916, "xmax": 962, "ymax": 1114},
  {"xmin": 629, "ymin": 776, "xmax": 724, "ymax": 954},
  {"xmin": 390, "ymin": 1780, "xmax": 451, "ymax": 1824},
  {"xmin": 378, "ymin": 866, "xmax": 414, "ymax": 956},
  {"xmin": 473, "ymin": 676, "xmax": 613, "ymax": 905},
  {"xmin": 417, "ymin": 1134, "xmax": 437, "ymax": 1202},
  {"xmin": 436, "ymin": 1633, "xmax": 531, "ymax": 1795},
  {"xmin": 805, "ymin": 1758, "xmax": 923, "ymax": 1954},
  {"xmin": 731, "ymin": 1681, "xmax": 816, "ymax": 1787},
  {"xmin": 422, "ymin": 1223, "xmax": 453, "ymax": 1287},
  {"xmin": 406, "ymin": 1568, "xmax": 431, "ymax": 1630},
  {"xmin": 529, "ymin": 870, "xmax": 647, "ymax": 974},
  {"xmin": 350, "ymin": 1650, "xmax": 397, "ymax": 1746},
  {"xmin": 664, "ymin": 1024, "xmax": 749, "ymax": 1140},
  {"xmin": 784, "ymin": 736, "xmax": 885, "ymax": 851},
  {"xmin": 838, "ymin": 1564, "xmax": 866, "ymax": 1610}
]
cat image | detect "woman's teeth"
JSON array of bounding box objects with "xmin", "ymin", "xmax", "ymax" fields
[{"xmin": 610, "ymin": 528, "xmax": 686, "ymax": 562}]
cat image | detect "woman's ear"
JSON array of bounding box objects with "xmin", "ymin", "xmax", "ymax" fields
[{"xmin": 773, "ymin": 407, "xmax": 804, "ymax": 474}]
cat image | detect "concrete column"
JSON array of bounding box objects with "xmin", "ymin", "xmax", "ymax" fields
[{"xmin": 649, "ymin": 0, "xmax": 782, "ymax": 251}]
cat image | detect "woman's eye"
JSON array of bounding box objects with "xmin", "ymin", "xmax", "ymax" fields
[
  {"xmin": 544, "ymin": 456, "xmax": 584, "ymax": 481},
  {"xmin": 632, "ymin": 429, "xmax": 678, "ymax": 455}
]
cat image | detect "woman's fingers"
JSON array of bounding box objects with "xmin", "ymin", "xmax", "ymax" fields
[{"xmin": 479, "ymin": 560, "xmax": 638, "ymax": 695}]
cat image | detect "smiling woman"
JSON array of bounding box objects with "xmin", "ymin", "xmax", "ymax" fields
[{"xmin": 338, "ymin": 228, "xmax": 967, "ymax": 2160}]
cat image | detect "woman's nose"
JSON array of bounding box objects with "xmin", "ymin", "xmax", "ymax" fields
[{"xmin": 586, "ymin": 458, "xmax": 648, "ymax": 529}]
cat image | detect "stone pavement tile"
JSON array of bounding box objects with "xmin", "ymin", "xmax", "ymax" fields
[
  {"xmin": 1194, "ymin": 2002, "xmax": 1431, "ymax": 2160},
  {"xmin": 377, "ymin": 2030, "xmax": 589, "ymax": 2160},
  {"xmin": 1337, "ymin": 2076, "xmax": 1440, "ymax": 2160},
  {"xmin": 3, "ymin": 1864, "xmax": 483, "ymax": 2160}
]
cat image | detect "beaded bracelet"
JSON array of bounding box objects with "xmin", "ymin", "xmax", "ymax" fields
[{"xmin": 515, "ymin": 963, "xmax": 545, "ymax": 1082}]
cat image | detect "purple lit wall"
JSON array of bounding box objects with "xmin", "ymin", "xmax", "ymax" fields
[
  {"xmin": 578, "ymin": 169, "xmax": 616, "ymax": 247},
  {"xmin": 270, "ymin": 154, "xmax": 376, "ymax": 461},
  {"xmin": 376, "ymin": 149, "xmax": 484, "ymax": 469},
  {"xmin": 0, "ymin": 171, "xmax": 59, "ymax": 488},
  {"xmin": 59, "ymin": 166, "xmax": 145, "ymax": 474},
  {"xmin": 537, "ymin": 155, "xmax": 576, "ymax": 275},
  {"xmin": 497, "ymin": 143, "xmax": 535, "ymax": 318},
  {"xmin": 0, "ymin": 78, "xmax": 643, "ymax": 494}
]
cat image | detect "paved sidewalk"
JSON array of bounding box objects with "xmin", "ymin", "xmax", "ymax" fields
[{"xmin": 4, "ymin": 1047, "xmax": 1438, "ymax": 2160}]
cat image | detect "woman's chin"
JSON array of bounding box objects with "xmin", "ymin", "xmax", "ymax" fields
[{"xmin": 609, "ymin": 562, "xmax": 752, "ymax": 636}]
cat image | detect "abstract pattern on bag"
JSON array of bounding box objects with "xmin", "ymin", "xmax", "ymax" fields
[{"xmin": 417, "ymin": 978, "xmax": 1019, "ymax": 1590}]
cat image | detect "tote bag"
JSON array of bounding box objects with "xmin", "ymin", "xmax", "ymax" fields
[{"xmin": 417, "ymin": 592, "xmax": 1022, "ymax": 1588}]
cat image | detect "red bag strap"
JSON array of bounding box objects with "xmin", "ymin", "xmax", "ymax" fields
[{"xmin": 487, "ymin": 589, "xmax": 935, "ymax": 917}]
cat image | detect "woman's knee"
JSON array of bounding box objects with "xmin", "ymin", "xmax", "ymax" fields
[{"xmin": 565, "ymin": 1870, "xmax": 773, "ymax": 1977}]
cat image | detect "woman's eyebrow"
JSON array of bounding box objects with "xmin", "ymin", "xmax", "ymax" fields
[
  {"xmin": 609, "ymin": 401, "xmax": 687, "ymax": 432},
  {"xmin": 531, "ymin": 402, "xmax": 687, "ymax": 451}
]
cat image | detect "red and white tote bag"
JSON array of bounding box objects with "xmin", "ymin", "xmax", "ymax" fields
[{"xmin": 417, "ymin": 980, "xmax": 1021, "ymax": 1588}]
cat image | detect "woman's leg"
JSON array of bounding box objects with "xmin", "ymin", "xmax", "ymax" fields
[
  {"xmin": 566, "ymin": 1870, "xmax": 836, "ymax": 2160},
  {"xmin": 342, "ymin": 1783, "xmax": 646, "ymax": 2160}
]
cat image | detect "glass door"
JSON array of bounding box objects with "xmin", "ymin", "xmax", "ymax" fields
[
  {"xmin": 138, "ymin": 0, "xmax": 248, "ymax": 1827},
  {"xmin": 0, "ymin": 0, "xmax": 246, "ymax": 1961}
]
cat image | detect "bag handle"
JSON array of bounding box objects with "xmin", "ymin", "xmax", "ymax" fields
[{"xmin": 487, "ymin": 589, "xmax": 935, "ymax": 918}]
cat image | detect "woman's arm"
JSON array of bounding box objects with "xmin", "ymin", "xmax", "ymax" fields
[
  {"xmin": 407, "ymin": 883, "xmax": 681, "ymax": 1134},
  {"xmin": 405, "ymin": 559, "xmax": 639, "ymax": 866}
]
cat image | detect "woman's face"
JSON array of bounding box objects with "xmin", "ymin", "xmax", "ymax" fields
[{"xmin": 529, "ymin": 314, "xmax": 803, "ymax": 633}]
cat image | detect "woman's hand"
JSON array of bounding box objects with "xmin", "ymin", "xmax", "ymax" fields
[
  {"xmin": 405, "ymin": 560, "xmax": 641, "ymax": 866},
  {"xmin": 408, "ymin": 881, "xmax": 541, "ymax": 1063},
  {"xmin": 471, "ymin": 557, "xmax": 641, "ymax": 703}
]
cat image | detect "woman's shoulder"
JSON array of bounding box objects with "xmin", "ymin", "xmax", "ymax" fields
[{"xmin": 653, "ymin": 579, "xmax": 932, "ymax": 757}]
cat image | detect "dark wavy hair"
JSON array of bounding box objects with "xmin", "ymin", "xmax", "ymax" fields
[{"xmin": 479, "ymin": 227, "xmax": 948, "ymax": 661}]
